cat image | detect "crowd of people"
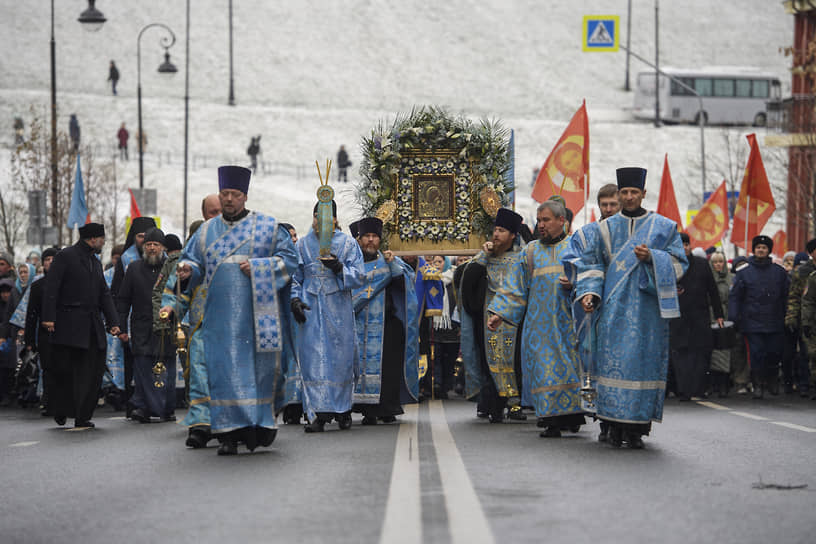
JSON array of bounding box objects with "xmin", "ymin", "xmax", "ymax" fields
[{"xmin": 1, "ymin": 164, "xmax": 813, "ymax": 455}]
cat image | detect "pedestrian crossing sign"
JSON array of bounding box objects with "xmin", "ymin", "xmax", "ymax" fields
[{"xmin": 583, "ymin": 15, "xmax": 619, "ymax": 52}]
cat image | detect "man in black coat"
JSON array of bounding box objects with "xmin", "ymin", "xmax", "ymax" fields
[
  {"xmin": 116, "ymin": 228, "xmax": 176, "ymax": 422},
  {"xmin": 42, "ymin": 223, "xmax": 120, "ymax": 428},
  {"xmin": 111, "ymin": 215, "xmax": 156, "ymax": 412},
  {"xmin": 669, "ymin": 233, "xmax": 724, "ymax": 400},
  {"xmin": 24, "ymin": 247, "xmax": 59, "ymax": 415},
  {"xmin": 729, "ymin": 235, "xmax": 790, "ymax": 398}
]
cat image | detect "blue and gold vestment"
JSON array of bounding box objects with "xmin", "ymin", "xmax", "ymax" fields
[{"xmin": 572, "ymin": 211, "xmax": 687, "ymax": 424}]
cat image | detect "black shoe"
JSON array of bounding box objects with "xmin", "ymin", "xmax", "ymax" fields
[
  {"xmin": 539, "ymin": 426, "xmax": 562, "ymax": 438},
  {"xmin": 626, "ymin": 433, "xmax": 645, "ymax": 449},
  {"xmin": 304, "ymin": 419, "xmax": 325, "ymax": 433},
  {"xmin": 536, "ymin": 417, "xmax": 547, "ymax": 428},
  {"xmin": 476, "ymin": 410, "xmax": 489, "ymax": 419},
  {"xmin": 337, "ymin": 412, "xmax": 352, "ymax": 430},
  {"xmin": 361, "ymin": 415, "xmax": 377, "ymax": 426},
  {"xmin": 160, "ymin": 414, "xmax": 176, "ymax": 423},
  {"xmin": 598, "ymin": 429, "xmax": 608, "ymax": 443},
  {"xmin": 608, "ymin": 426, "xmax": 623, "ymax": 448},
  {"xmin": 488, "ymin": 412, "xmax": 504, "ymax": 424},
  {"xmin": 678, "ymin": 394, "xmax": 691, "ymax": 402},
  {"xmin": 185, "ymin": 429, "xmax": 210, "ymax": 449},
  {"xmin": 752, "ymin": 384, "xmax": 764, "ymax": 399},
  {"xmin": 130, "ymin": 409, "xmax": 150, "ymax": 423},
  {"xmin": 54, "ymin": 415, "xmax": 67, "ymax": 426},
  {"xmin": 507, "ymin": 406, "xmax": 527, "ymax": 421},
  {"xmin": 380, "ymin": 416, "xmax": 397, "ymax": 423},
  {"xmin": 217, "ymin": 440, "xmax": 238, "ymax": 455},
  {"xmin": 784, "ymin": 383, "xmax": 794, "ymax": 395},
  {"xmin": 74, "ymin": 420, "xmax": 95, "ymax": 428},
  {"xmin": 569, "ymin": 425, "xmax": 581, "ymax": 433}
]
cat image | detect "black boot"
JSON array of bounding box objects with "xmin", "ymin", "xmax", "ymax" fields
[
  {"xmin": 217, "ymin": 438, "xmax": 238, "ymax": 455},
  {"xmin": 539, "ymin": 426, "xmax": 562, "ymax": 438},
  {"xmin": 185, "ymin": 428, "xmax": 210, "ymax": 449},
  {"xmin": 608, "ymin": 425, "xmax": 623, "ymax": 448},
  {"xmin": 626, "ymin": 432, "xmax": 645, "ymax": 449},
  {"xmin": 337, "ymin": 412, "xmax": 352, "ymax": 430},
  {"xmin": 304, "ymin": 415, "xmax": 326, "ymax": 433},
  {"xmin": 598, "ymin": 421, "xmax": 609, "ymax": 443},
  {"xmin": 507, "ymin": 405, "xmax": 527, "ymax": 421}
]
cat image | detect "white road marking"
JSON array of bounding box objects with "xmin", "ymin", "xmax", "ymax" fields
[
  {"xmin": 730, "ymin": 411, "xmax": 770, "ymax": 421},
  {"xmin": 771, "ymin": 421, "xmax": 816, "ymax": 433},
  {"xmin": 379, "ymin": 403, "xmax": 420, "ymax": 544},
  {"xmin": 9, "ymin": 441, "xmax": 39, "ymax": 448},
  {"xmin": 108, "ymin": 416, "xmax": 128, "ymax": 420},
  {"xmin": 65, "ymin": 426, "xmax": 93, "ymax": 432},
  {"xmin": 695, "ymin": 401, "xmax": 731, "ymax": 411},
  {"xmin": 429, "ymin": 400, "xmax": 494, "ymax": 544}
]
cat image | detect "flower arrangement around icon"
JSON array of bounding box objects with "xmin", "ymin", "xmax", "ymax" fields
[{"xmin": 358, "ymin": 106, "xmax": 512, "ymax": 246}]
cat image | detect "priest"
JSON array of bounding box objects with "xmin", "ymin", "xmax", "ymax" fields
[
  {"xmin": 573, "ymin": 167, "xmax": 687, "ymax": 448},
  {"xmin": 487, "ymin": 200, "xmax": 585, "ymax": 437},
  {"xmin": 160, "ymin": 165, "xmax": 298, "ymax": 455},
  {"xmin": 351, "ymin": 217, "xmax": 419, "ymax": 424}
]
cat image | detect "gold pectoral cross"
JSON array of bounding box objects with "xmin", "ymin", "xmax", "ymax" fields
[{"xmin": 364, "ymin": 285, "xmax": 375, "ymax": 298}]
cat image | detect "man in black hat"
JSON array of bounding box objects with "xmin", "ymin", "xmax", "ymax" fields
[
  {"xmin": 574, "ymin": 167, "xmax": 687, "ymax": 448},
  {"xmin": 117, "ymin": 227, "xmax": 176, "ymax": 422},
  {"xmin": 42, "ymin": 223, "xmax": 120, "ymax": 428},
  {"xmin": 784, "ymin": 238, "xmax": 816, "ymax": 396},
  {"xmin": 350, "ymin": 217, "xmax": 420, "ymax": 424},
  {"xmin": 729, "ymin": 234, "xmax": 790, "ymax": 398},
  {"xmin": 111, "ymin": 215, "xmax": 157, "ymax": 412},
  {"xmin": 459, "ymin": 207, "xmax": 526, "ymax": 423},
  {"xmin": 24, "ymin": 247, "xmax": 60, "ymax": 415},
  {"xmin": 669, "ymin": 233, "xmax": 724, "ymax": 401}
]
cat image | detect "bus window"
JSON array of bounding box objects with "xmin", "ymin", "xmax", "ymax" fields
[
  {"xmin": 753, "ymin": 80, "xmax": 769, "ymax": 98},
  {"xmin": 714, "ymin": 79, "xmax": 734, "ymax": 97},
  {"xmin": 736, "ymin": 80, "xmax": 752, "ymax": 97},
  {"xmin": 695, "ymin": 78, "xmax": 713, "ymax": 96},
  {"xmin": 670, "ymin": 77, "xmax": 694, "ymax": 96}
]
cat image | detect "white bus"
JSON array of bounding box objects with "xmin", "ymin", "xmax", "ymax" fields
[{"xmin": 633, "ymin": 67, "xmax": 781, "ymax": 126}]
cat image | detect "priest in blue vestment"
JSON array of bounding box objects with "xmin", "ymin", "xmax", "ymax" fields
[
  {"xmin": 487, "ymin": 200, "xmax": 586, "ymax": 437},
  {"xmin": 351, "ymin": 217, "xmax": 419, "ymax": 424},
  {"xmin": 160, "ymin": 166, "xmax": 298, "ymax": 455},
  {"xmin": 290, "ymin": 201, "xmax": 366, "ymax": 432},
  {"xmin": 573, "ymin": 167, "xmax": 687, "ymax": 449},
  {"xmin": 459, "ymin": 208, "xmax": 527, "ymax": 423}
]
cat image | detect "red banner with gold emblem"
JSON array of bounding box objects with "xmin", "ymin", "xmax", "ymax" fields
[
  {"xmin": 686, "ymin": 180, "xmax": 729, "ymax": 249},
  {"xmin": 531, "ymin": 100, "xmax": 589, "ymax": 214},
  {"xmin": 730, "ymin": 133, "xmax": 776, "ymax": 250},
  {"xmin": 772, "ymin": 230, "xmax": 787, "ymax": 257}
]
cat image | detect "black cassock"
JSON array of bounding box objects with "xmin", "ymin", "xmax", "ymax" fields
[{"xmin": 43, "ymin": 241, "xmax": 118, "ymax": 424}]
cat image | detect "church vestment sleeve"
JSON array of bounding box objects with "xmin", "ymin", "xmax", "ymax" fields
[
  {"xmin": 570, "ymin": 227, "xmax": 605, "ymax": 304},
  {"xmin": 487, "ymin": 248, "xmax": 528, "ymax": 327},
  {"xmin": 176, "ymin": 227, "xmax": 206, "ymax": 296},
  {"xmin": 115, "ymin": 269, "xmax": 134, "ymax": 335},
  {"xmin": 248, "ymin": 225, "xmax": 298, "ymax": 293},
  {"xmin": 338, "ymin": 237, "xmax": 366, "ymax": 291}
]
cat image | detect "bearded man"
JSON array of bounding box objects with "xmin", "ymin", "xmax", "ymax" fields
[{"xmin": 351, "ymin": 217, "xmax": 419, "ymax": 424}]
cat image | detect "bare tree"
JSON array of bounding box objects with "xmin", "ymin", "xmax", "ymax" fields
[
  {"xmin": 0, "ymin": 190, "xmax": 26, "ymax": 260},
  {"xmin": 6, "ymin": 106, "xmax": 120, "ymax": 255}
]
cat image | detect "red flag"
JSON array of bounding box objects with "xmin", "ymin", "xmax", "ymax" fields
[
  {"xmin": 129, "ymin": 189, "xmax": 142, "ymax": 219},
  {"xmin": 686, "ymin": 180, "xmax": 729, "ymax": 249},
  {"xmin": 730, "ymin": 133, "xmax": 776, "ymax": 250},
  {"xmin": 531, "ymin": 100, "xmax": 589, "ymax": 214},
  {"xmin": 657, "ymin": 154, "xmax": 683, "ymax": 230},
  {"xmin": 772, "ymin": 230, "xmax": 787, "ymax": 257},
  {"xmin": 590, "ymin": 208, "xmax": 597, "ymax": 223}
]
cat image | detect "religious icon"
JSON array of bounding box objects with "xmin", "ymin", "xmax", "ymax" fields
[{"xmin": 413, "ymin": 174, "xmax": 454, "ymax": 220}]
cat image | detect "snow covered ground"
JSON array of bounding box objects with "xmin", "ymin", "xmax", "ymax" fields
[{"xmin": 0, "ymin": 0, "xmax": 794, "ymax": 249}]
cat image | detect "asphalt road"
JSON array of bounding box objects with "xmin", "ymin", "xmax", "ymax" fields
[{"xmin": 1, "ymin": 394, "xmax": 814, "ymax": 544}]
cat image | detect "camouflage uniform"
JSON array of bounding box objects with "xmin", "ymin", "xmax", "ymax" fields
[
  {"xmin": 799, "ymin": 268, "xmax": 816, "ymax": 395},
  {"xmin": 785, "ymin": 260, "xmax": 815, "ymax": 330}
]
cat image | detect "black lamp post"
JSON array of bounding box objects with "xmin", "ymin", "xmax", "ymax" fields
[
  {"xmin": 137, "ymin": 23, "xmax": 178, "ymax": 189},
  {"xmin": 50, "ymin": 0, "xmax": 106, "ymax": 241}
]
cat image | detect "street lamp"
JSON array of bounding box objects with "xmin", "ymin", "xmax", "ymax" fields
[
  {"xmin": 77, "ymin": 0, "xmax": 106, "ymax": 30},
  {"xmin": 50, "ymin": 0, "xmax": 107, "ymax": 243},
  {"xmin": 137, "ymin": 23, "xmax": 178, "ymax": 189}
]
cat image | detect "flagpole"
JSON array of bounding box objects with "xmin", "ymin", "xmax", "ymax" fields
[{"xmin": 744, "ymin": 194, "xmax": 750, "ymax": 255}]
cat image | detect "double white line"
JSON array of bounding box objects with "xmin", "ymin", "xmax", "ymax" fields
[{"xmin": 379, "ymin": 401, "xmax": 494, "ymax": 544}]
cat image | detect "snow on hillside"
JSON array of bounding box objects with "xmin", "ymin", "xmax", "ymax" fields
[{"xmin": 0, "ymin": 0, "xmax": 794, "ymax": 250}]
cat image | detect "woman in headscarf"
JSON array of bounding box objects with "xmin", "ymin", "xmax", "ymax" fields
[
  {"xmin": 709, "ymin": 252, "xmax": 732, "ymax": 397},
  {"xmin": 13, "ymin": 263, "xmax": 35, "ymax": 304}
]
